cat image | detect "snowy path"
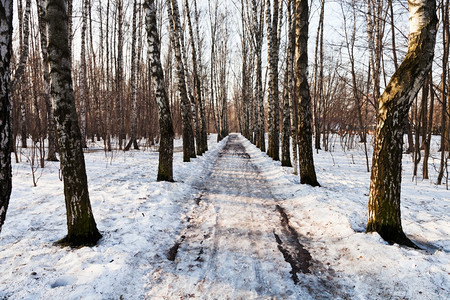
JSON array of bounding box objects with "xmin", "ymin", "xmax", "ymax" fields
[{"xmin": 146, "ymin": 134, "xmax": 319, "ymax": 299}]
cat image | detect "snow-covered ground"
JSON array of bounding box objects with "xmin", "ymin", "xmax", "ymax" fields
[{"xmin": 0, "ymin": 133, "xmax": 448, "ymax": 299}]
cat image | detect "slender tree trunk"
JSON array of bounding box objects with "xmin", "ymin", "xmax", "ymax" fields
[
  {"xmin": 125, "ymin": 0, "xmax": 139, "ymax": 151},
  {"xmin": 265, "ymin": 0, "xmax": 281, "ymax": 161},
  {"xmin": 13, "ymin": 0, "xmax": 31, "ymax": 149},
  {"xmin": 37, "ymin": 0, "xmax": 58, "ymax": 161},
  {"xmin": 312, "ymin": 0, "xmax": 324, "ymax": 152},
  {"xmin": 79, "ymin": 0, "xmax": 88, "ymax": 148},
  {"xmin": 105, "ymin": 0, "xmax": 112, "ymax": 151},
  {"xmin": 252, "ymin": 0, "xmax": 265, "ymax": 151},
  {"xmin": 288, "ymin": 0, "xmax": 298, "ymax": 174},
  {"xmin": 145, "ymin": 0, "xmax": 174, "ymax": 181},
  {"xmin": 423, "ymin": 72, "xmax": 433, "ymax": 179},
  {"xmin": 438, "ymin": 0, "xmax": 449, "ymax": 185},
  {"xmin": 367, "ymin": 0, "xmax": 437, "ymax": 247},
  {"xmin": 185, "ymin": 0, "xmax": 206, "ymax": 155},
  {"xmin": 168, "ymin": 0, "xmax": 196, "ymax": 161},
  {"xmin": 281, "ymin": 64, "xmax": 292, "ymax": 167},
  {"xmin": 47, "ymin": 0, "xmax": 101, "ymax": 246},
  {"xmin": 0, "ymin": 0, "xmax": 13, "ymax": 233},
  {"xmin": 294, "ymin": 0, "xmax": 320, "ymax": 187},
  {"xmin": 116, "ymin": 0, "xmax": 124, "ymax": 150}
]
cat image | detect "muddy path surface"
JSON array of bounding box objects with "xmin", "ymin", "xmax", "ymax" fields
[{"xmin": 146, "ymin": 134, "xmax": 336, "ymax": 299}]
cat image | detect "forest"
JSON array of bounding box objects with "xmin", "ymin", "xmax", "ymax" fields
[{"xmin": 0, "ymin": 0, "xmax": 449, "ymax": 298}]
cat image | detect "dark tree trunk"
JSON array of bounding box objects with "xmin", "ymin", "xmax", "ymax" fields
[
  {"xmin": 367, "ymin": 0, "xmax": 437, "ymax": 247},
  {"xmin": 294, "ymin": 0, "xmax": 320, "ymax": 187},
  {"xmin": 145, "ymin": 0, "xmax": 175, "ymax": 182},
  {"xmin": 47, "ymin": 0, "xmax": 101, "ymax": 246},
  {"xmin": 0, "ymin": 0, "xmax": 13, "ymax": 233}
]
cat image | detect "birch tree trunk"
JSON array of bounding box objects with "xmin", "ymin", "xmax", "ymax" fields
[
  {"xmin": 294, "ymin": 0, "xmax": 320, "ymax": 187},
  {"xmin": 265, "ymin": 0, "xmax": 281, "ymax": 161},
  {"xmin": 0, "ymin": 0, "xmax": 13, "ymax": 233},
  {"xmin": 47, "ymin": 0, "xmax": 101, "ymax": 246},
  {"xmin": 125, "ymin": 0, "xmax": 139, "ymax": 151},
  {"xmin": 184, "ymin": 0, "xmax": 206, "ymax": 155},
  {"xmin": 288, "ymin": 0, "xmax": 298, "ymax": 174},
  {"xmin": 168, "ymin": 0, "xmax": 196, "ymax": 161},
  {"xmin": 252, "ymin": 0, "xmax": 265, "ymax": 151},
  {"xmin": 13, "ymin": 0, "xmax": 31, "ymax": 149},
  {"xmin": 116, "ymin": 0, "xmax": 124, "ymax": 150},
  {"xmin": 145, "ymin": 0, "xmax": 174, "ymax": 181},
  {"xmin": 37, "ymin": 0, "xmax": 58, "ymax": 161},
  {"xmin": 79, "ymin": 0, "xmax": 88, "ymax": 148},
  {"xmin": 437, "ymin": 0, "xmax": 449, "ymax": 185},
  {"xmin": 367, "ymin": 0, "xmax": 437, "ymax": 247}
]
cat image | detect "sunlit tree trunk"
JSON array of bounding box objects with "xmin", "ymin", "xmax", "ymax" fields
[
  {"xmin": 145, "ymin": 0, "xmax": 174, "ymax": 181},
  {"xmin": 294, "ymin": 0, "xmax": 320, "ymax": 186},
  {"xmin": 367, "ymin": 0, "xmax": 437, "ymax": 247},
  {"xmin": 47, "ymin": 0, "xmax": 101, "ymax": 246},
  {"xmin": 0, "ymin": 0, "xmax": 13, "ymax": 233}
]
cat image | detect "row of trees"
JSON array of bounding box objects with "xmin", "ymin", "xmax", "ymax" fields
[{"xmin": 0, "ymin": 0, "xmax": 447, "ymax": 248}]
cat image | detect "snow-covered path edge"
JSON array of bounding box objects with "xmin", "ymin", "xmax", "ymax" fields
[
  {"xmin": 0, "ymin": 135, "xmax": 228, "ymax": 299},
  {"xmin": 240, "ymin": 135, "xmax": 449, "ymax": 299}
]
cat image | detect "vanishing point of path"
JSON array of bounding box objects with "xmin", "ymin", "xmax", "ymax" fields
[{"xmin": 146, "ymin": 134, "xmax": 338, "ymax": 299}]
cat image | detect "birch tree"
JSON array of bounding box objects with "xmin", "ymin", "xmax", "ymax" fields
[
  {"xmin": 125, "ymin": 0, "xmax": 140, "ymax": 151},
  {"xmin": 13, "ymin": 0, "xmax": 31, "ymax": 149},
  {"xmin": 294, "ymin": 0, "xmax": 320, "ymax": 186},
  {"xmin": 0, "ymin": 0, "xmax": 13, "ymax": 233},
  {"xmin": 265, "ymin": 0, "xmax": 282, "ymax": 161},
  {"xmin": 251, "ymin": 0, "xmax": 265, "ymax": 151},
  {"xmin": 367, "ymin": 0, "xmax": 437, "ymax": 247},
  {"xmin": 79, "ymin": 0, "xmax": 88, "ymax": 148},
  {"xmin": 47, "ymin": 0, "xmax": 101, "ymax": 246},
  {"xmin": 168, "ymin": 0, "xmax": 196, "ymax": 161},
  {"xmin": 145, "ymin": 0, "xmax": 174, "ymax": 181},
  {"xmin": 37, "ymin": 0, "xmax": 58, "ymax": 161}
]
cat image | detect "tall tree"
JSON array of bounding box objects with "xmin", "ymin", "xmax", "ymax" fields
[
  {"xmin": 168, "ymin": 0, "xmax": 196, "ymax": 161},
  {"xmin": 0, "ymin": 0, "xmax": 13, "ymax": 233},
  {"xmin": 288, "ymin": 0, "xmax": 299, "ymax": 174},
  {"xmin": 79, "ymin": 0, "xmax": 88, "ymax": 148},
  {"xmin": 13, "ymin": 0, "xmax": 31, "ymax": 149},
  {"xmin": 265, "ymin": 0, "xmax": 282, "ymax": 161},
  {"xmin": 47, "ymin": 0, "xmax": 102, "ymax": 246},
  {"xmin": 184, "ymin": 0, "xmax": 207, "ymax": 155},
  {"xmin": 37, "ymin": 0, "xmax": 58, "ymax": 161},
  {"xmin": 144, "ymin": 0, "xmax": 174, "ymax": 181},
  {"xmin": 367, "ymin": 0, "xmax": 437, "ymax": 247},
  {"xmin": 251, "ymin": 0, "xmax": 265, "ymax": 151},
  {"xmin": 116, "ymin": 0, "xmax": 124, "ymax": 150},
  {"xmin": 125, "ymin": 0, "xmax": 140, "ymax": 151},
  {"xmin": 437, "ymin": 0, "xmax": 449, "ymax": 185},
  {"xmin": 294, "ymin": 0, "xmax": 320, "ymax": 186}
]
